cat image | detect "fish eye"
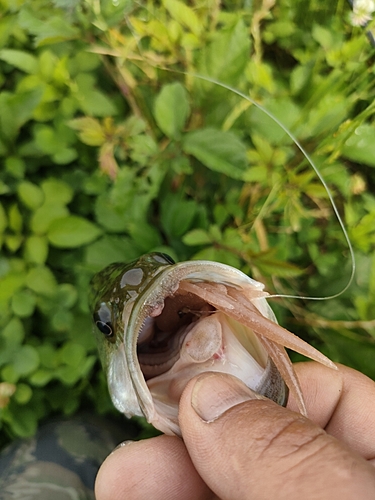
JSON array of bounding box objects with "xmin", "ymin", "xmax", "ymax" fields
[
  {"xmin": 93, "ymin": 303, "xmax": 114, "ymax": 339},
  {"xmin": 95, "ymin": 319, "xmax": 113, "ymax": 337}
]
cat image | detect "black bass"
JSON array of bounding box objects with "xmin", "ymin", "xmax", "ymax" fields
[{"xmin": 89, "ymin": 252, "xmax": 336, "ymax": 436}]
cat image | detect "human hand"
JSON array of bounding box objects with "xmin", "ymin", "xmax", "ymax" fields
[{"xmin": 95, "ymin": 362, "xmax": 375, "ymax": 500}]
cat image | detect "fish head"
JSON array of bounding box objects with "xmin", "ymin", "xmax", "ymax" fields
[
  {"xmin": 89, "ymin": 252, "xmax": 176, "ymax": 420},
  {"xmin": 90, "ymin": 252, "xmax": 291, "ymax": 435}
]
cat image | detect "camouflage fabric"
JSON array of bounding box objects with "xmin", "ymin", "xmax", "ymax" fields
[{"xmin": 0, "ymin": 414, "xmax": 136, "ymax": 499}]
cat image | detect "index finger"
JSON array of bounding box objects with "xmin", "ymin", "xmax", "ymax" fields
[{"xmin": 287, "ymin": 361, "xmax": 375, "ymax": 463}]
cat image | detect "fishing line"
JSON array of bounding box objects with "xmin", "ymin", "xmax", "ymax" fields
[{"xmin": 161, "ymin": 70, "xmax": 356, "ymax": 301}]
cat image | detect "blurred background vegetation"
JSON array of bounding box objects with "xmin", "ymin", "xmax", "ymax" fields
[{"xmin": 0, "ymin": 0, "xmax": 375, "ymax": 444}]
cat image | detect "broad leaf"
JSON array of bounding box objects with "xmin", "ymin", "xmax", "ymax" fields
[
  {"xmin": 47, "ymin": 216, "xmax": 102, "ymax": 248},
  {"xmin": 154, "ymin": 82, "xmax": 190, "ymax": 140},
  {"xmin": 198, "ymin": 19, "xmax": 250, "ymax": 86},
  {"xmin": 17, "ymin": 181, "xmax": 44, "ymax": 210},
  {"xmin": 69, "ymin": 117, "xmax": 105, "ymax": 146},
  {"xmin": 342, "ymin": 124, "xmax": 375, "ymax": 167},
  {"xmin": 162, "ymin": 0, "xmax": 202, "ymax": 36},
  {"xmin": 182, "ymin": 128, "xmax": 248, "ymax": 179},
  {"xmin": 0, "ymin": 49, "xmax": 38, "ymax": 73}
]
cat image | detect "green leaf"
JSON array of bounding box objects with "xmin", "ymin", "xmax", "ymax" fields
[
  {"xmin": 55, "ymin": 365, "xmax": 81, "ymax": 385},
  {"xmin": 2, "ymin": 317, "xmax": 25, "ymax": 346},
  {"xmin": 78, "ymin": 89, "xmax": 117, "ymax": 117},
  {"xmin": 8, "ymin": 204, "xmax": 22, "ymax": 233},
  {"xmin": 154, "ymin": 82, "xmax": 190, "ymax": 140},
  {"xmin": 17, "ymin": 181, "xmax": 44, "ymax": 210},
  {"xmin": 8, "ymin": 406, "xmax": 37, "ymax": 437},
  {"xmin": 255, "ymin": 255, "xmax": 303, "ymax": 278},
  {"xmin": 0, "ymin": 273, "xmax": 26, "ymax": 302},
  {"xmin": 24, "ymin": 235, "xmax": 49, "ymax": 264},
  {"xmin": 198, "ymin": 19, "xmax": 250, "ymax": 86},
  {"xmin": 0, "ymin": 89, "xmax": 43, "ymax": 139},
  {"xmin": 38, "ymin": 49, "xmax": 58, "ymax": 80},
  {"xmin": 13, "ymin": 345, "xmax": 40, "ymax": 376},
  {"xmin": 128, "ymin": 222, "xmax": 162, "ymax": 252},
  {"xmin": 69, "ymin": 117, "xmax": 105, "ymax": 146},
  {"xmin": 5, "ymin": 157, "xmax": 26, "ymax": 178},
  {"xmin": 4, "ymin": 156, "xmax": 26, "ymax": 179},
  {"xmin": 162, "ymin": 0, "xmax": 202, "ymax": 36},
  {"xmin": 38, "ymin": 344, "xmax": 58, "ymax": 369},
  {"xmin": 0, "ymin": 49, "xmax": 38, "ymax": 73},
  {"xmin": 75, "ymin": 74, "xmax": 117, "ymax": 117},
  {"xmin": 342, "ymin": 124, "xmax": 375, "ymax": 167},
  {"xmin": 51, "ymin": 310, "xmax": 73, "ymax": 331},
  {"xmin": 29, "ymin": 369, "xmax": 53, "ymax": 387},
  {"xmin": 41, "ymin": 179, "xmax": 73, "ymax": 205},
  {"xmin": 59, "ymin": 342, "xmax": 85, "ymax": 367},
  {"xmin": 26, "ymin": 266, "xmax": 57, "ymax": 295},
  {"xmin": 128, "ymin": 135, "xmax": 158, "ymax": 166},
  {"xmin": 19, "ymin": 9, "xmax": 79, "ymax": 46},
  {"xmin": 290, "ymin": 64, "xmax": 311, "ymax": 95},
  {"xmin": 246, "ymin": 60, "xmax": 276, "ymax": 93},
  {"xmin": 161, "ymin": 195, "xmax": 197, "ymax": 237},
  {"xmin": 31, "ymin": 204, "xmax": 69, "ymax": 234},
  {"xmin": 349, "ymin": 213, "xmax": 375, "ymax": 252},
  {"xmin": 5, "ymin": 234, "xmax": 23, "ymax": 253},
  {"xmin": 247, "ymin": 97, "xmax": 300, "ymax": 145},
  {"xmin": 53, "ymin": 147, "xmax": 77, "ymax": 165},
  {"xmin": 0, "ymin": 16, "xmax": 16, "ymax": 49},
  {"xmin": 182, "ymin": 128, "xmax": 248, "ymax": 179},
  {"xmin": 14, "ymin": 384, "xmax": 33, "ymax": 405},
  {"xmin": 33, "ymin": 124, "xmax": 64, "ymax": 155},
  {"xmin": 183, "ymin": 229, "xmax": 212, "ymax": 246},
  {"xmin": 85, "ymin": 236, "xmax": 139, "ymax": 269},
  {"xmin": 6, "ymin": 403, "xmax": 38, "ymax": 438},
  {"xmin": 312, "ymin": 24, "xmax": 334, "ymax": 49},
  {"xmin": 1, "ymin": 365, "xmax": 19, "ymax": 384},
  {"xmin": 319, "ymin": 330, "xmax": 375, "ymax": 380},
  {"xmin": 94, "ymin": 194, "xmax": 128, "ymax": 232},
  {"xmin": 51, "ymin": 310, "xmax": 74, "ymax": 332},
  {"xmin": 47, "ymin": 216, "xmax": 102, "ymax": 248},
  {"xmin": 11, "ymin": 289, "xmax": 36, "ymax": 317}
]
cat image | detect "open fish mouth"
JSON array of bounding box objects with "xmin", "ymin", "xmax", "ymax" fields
[
  {"xmin": 134, "ymin": 281, "xmax": 288, "ymax": 434},
  {"xmin": 90, "ymin": 253, "xmax": 336, "ymax": 436}
]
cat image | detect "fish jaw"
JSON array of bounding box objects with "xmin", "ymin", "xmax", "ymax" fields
[
  {"xmin": 107, "ymin": 344, "xmax": 143, "ymax": 417},
  {"xmin": 113, "ymin": 260, "xmax": 288, "ymax": 435}
]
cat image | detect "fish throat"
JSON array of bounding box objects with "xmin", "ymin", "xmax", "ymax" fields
[
  {"xmin": 133, "ymin": 280, "xmax": 288, "ymax": 417},
  {"xmin": 137, "ymin": 291, "xmax": 215, "ymax": 379}
]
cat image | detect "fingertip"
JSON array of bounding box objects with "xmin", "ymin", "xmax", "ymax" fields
[
  {"xmin": 95, "ymin": 435, "xmax": 212, "ymax": 500},
  {"xmin": 287, "ymin": 361, "xmax": 344, "ymax": 427}
]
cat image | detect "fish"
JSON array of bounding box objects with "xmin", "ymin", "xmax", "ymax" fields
[{"xmin": 89, "ymin": 252, "xmax": 337, "ymax": 436}]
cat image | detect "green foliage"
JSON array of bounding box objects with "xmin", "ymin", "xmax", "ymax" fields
[
  {"xmin": 154, "ymin": 82, "xmax": 190, "ymax": 140},
  {"xmin": 0, "ymin": 0, "xmax": 375, "ymax": 443}
]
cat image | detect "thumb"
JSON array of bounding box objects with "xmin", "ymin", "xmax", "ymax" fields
[{"xmin": 178, "ymin": 372, "xmax": 375, "ymax": 500}]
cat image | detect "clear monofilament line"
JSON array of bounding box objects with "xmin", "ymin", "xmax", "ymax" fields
[{"xmin": 174, "ymin": 71, "xmax": 356, "ymax": 302}]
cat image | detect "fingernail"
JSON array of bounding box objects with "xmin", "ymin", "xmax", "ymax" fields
[
  {"xmin": 191, "ymin": 372, "xmax": 266, "ymax": 422},
  {"xmin": 110, "ymin": 440, "xmax": 134, "ymax": 455}
]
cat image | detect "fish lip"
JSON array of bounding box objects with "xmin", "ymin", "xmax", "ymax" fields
[{"xmin": 123, "ymin": 260, "xmax": 270, "ymax": 424}]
